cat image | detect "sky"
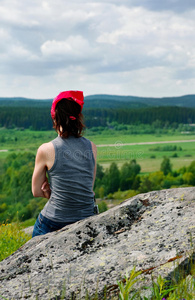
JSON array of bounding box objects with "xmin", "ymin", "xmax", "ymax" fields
[{"xmin": 0, "ymin": 0, "xmax": 195, "ymax": 99}]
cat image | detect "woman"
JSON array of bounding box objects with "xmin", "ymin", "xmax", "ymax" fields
[{"xmin": 32, "ymin": 90, "xmax": 97, "ymax": 237}]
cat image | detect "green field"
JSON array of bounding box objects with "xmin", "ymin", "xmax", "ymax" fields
[
  {"xmin": 89, "ymin": 132, "xmax": 195, "ymax": 144},
  {"xmin": 0, "ymin": 128, "xmax": 195, "ymax": 173},
  {"xmin": 96, "ymin": 141, "xmax": 195, "ymax": 172}
]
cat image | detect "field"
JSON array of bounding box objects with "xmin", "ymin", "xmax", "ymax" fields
[
  {"xmin": 96, "ymin": 140, "xmax": 195, "ymax": 172},
  {"xmin": 0, "ymin": 128, "xmax": 195, "ymax": 173}
]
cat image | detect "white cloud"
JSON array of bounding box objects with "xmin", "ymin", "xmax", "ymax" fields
[
  {"xmin": 41, "ymin": 36, "xmax": 95, "ymax": 59},
  {"xmin": 0, "ymin": 0, "xmax": 195, "ymax": 97},
  {"xmin": 96, "ymin": 6, "xmax": 195, "ymax": 75}
]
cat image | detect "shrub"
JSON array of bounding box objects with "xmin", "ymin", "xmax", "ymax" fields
[{"xmin": 98, "ymin": 201, "xmax": 108, "ymax": 213}]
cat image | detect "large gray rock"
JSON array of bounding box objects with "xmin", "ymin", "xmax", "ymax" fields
[{"xmin": 0, "ymin": 187, "xmax": 194, "ymax": 299}]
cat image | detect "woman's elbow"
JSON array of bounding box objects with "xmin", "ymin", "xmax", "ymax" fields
[
  {"xmin": 32, "ymin": 189, "xmax": 38, "ymax": 197},
  {"xmin": 32, "ymin": 185, "xmax": 41, "ymax": 197}
]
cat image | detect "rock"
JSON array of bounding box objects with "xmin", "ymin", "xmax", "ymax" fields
[{"xmin": 0, "ymin": 187, "xmax": 194, "ymax": 299}]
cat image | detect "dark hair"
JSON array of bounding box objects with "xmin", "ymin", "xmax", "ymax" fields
[{"xmin": 53, "ymin": 98, "xmax": 85, "ymax": 138}]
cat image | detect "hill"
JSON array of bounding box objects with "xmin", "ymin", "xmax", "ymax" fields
[
  {"xmin": 0, "ymin": 97, "xmax": 52, "ymax": 107},
  {"xmin": 0, "ymin": 94, "xmax": 195, "ymax": 108},
  {"xmin": 84, "ymin": 94, "xmax": 195, "ymax": 108}
]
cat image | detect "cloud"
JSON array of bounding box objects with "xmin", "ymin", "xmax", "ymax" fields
[
  {"xmin": 174, "ymin": 68, "xmax": 195, "ymax": 80},
  {"xmin": 82, "ymin": 0, "xmax": 195, "ymax": 13},
  {"xmin": 129, "ymin": 0, "xmax": 195, "ymax": 13},
  {"xmin": 40, "ymin": 36, "xmax": 98, "ymax": 61},
  {"xmin": 0, "ymin": 0, "xmax": 195, "ymax": 97},
  {"xmin": 95, "ymin": 6, "xmax": 195, "ymax": 77}
]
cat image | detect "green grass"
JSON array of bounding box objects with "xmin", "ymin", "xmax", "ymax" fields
[
  {"xmin": 0, "ymin": 128, "xmax": 195, "ymax": 173},
  {"xmin": 20, "ymin": 218, "xmax": 36, "ymax": 228},
  {"xmin": 116, "ymin": 260, "xmax": 195, "ymax": 300},
  {"xmin": 0, "ymin": 128, "xmax": 195, "ymax": 151},
  {"xmin": 96, "ymin": 142, "xmax": 195, "ymax": 172},
  {"xmin": 0, "ymin": 128, "xmax": 57, "ymax": 152},
  {"xmin": 87, "ymin": 131, "xmax": 195, "ymax": 145},
  {"xmin": 0, "ymin": 221, "xmax": 31, "ymax": 262}
]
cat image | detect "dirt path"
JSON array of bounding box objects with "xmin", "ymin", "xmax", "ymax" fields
[{"xmin": 97, "ymin": 139, "xmax": 195, "ymax": 147}]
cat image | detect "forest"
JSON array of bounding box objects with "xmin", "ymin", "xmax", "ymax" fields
[
  {"xmin": 1, "ymin": 106, "xmax": 195, "ymax": 130},
  {"xmin": 0, "ymin": 151, "xmax": 195, "ymax": 224}
]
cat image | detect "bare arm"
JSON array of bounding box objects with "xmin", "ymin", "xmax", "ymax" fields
[{"xmin": 32, "ymin": 144, "xmax": 51, "ymax": 199}]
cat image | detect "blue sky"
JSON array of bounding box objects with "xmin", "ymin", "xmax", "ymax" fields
[{"xmin": 0, "ymin": 0, "xmax": 195, "ymax": 98}]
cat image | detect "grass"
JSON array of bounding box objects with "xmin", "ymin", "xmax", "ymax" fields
[
  {"xmin": 115, "ymin": 260, "xmax": 195, "ymax": 300},
  {"xmin": 0, "ymin": 129, "xmax": 195, "ymax": 173},
  {"xmin": 96, "ymin": 142, "xmax": 195, "ymax": 172},
  {"xmin": 88, "ymin": 132, "xmax": 195, "ymax": 145},
  {"xmin": 0, "ymin": 128, "xmax": 195, "ymax": 151},
  {"xmin": 0, "ymin": 128, "xmax": 57, "ymax": 152},
  {"xmin": 20, "ymin": 218, "xmax": 36, "ymax": 228},
  {"xmin": 0, "ymin": 221, "xmax": 31, "ymax": 262}
]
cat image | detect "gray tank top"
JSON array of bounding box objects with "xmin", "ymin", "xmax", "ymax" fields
[{"xmin": 41, "ymin": 136, "xmax": 95, "ymax": 222}]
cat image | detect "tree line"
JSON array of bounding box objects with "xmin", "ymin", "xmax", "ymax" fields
[
  {"xmin": 0, "ymin": 107, "xmax": 52, "ymax": 130},
  {"xmin": 0, "ymin": 152, "xmax": 195, "ymax": 224},
  {"xmin": 0, "ymin": 106, "xmax": 195, "ymax": 130},
  {"xmin": 84, "ymin": 106, "xmax": 195, "ymax": 127}
]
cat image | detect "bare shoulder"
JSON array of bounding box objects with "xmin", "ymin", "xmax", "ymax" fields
[
  {"xmin": 37, "ymin": 142, "xmax": 54, "ymax": 155},
  {"xmin": 37, "ymin": 142, "xmax": 55, "ymax": 168}
]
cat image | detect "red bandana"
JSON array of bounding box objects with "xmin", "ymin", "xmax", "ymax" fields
[{"xmin": 51, "ymin": 90, "xmax": 84, "ymax": 119}]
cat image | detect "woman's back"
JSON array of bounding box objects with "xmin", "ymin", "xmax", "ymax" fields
[{"xmin": 42, "ymin": 135, "xmax": 95, "ymax": 222}]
